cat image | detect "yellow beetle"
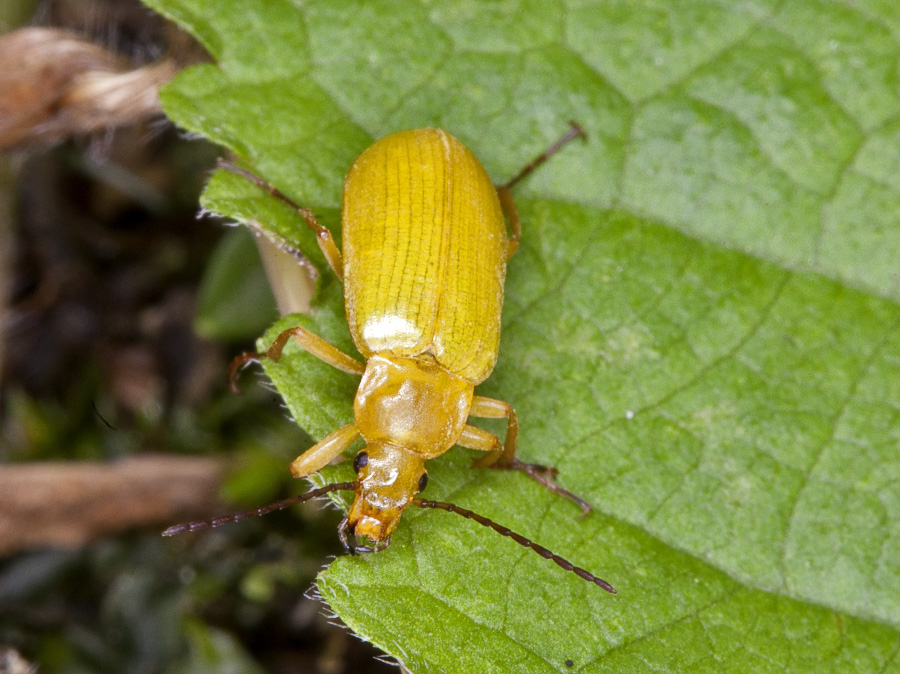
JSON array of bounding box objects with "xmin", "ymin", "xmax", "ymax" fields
[{"xmin": 168, "ymin": 125, "xmax": 615, "ymax": 592}]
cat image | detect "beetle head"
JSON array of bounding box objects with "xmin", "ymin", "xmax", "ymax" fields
[{"xmin": 347, "ymin": 441, "xmax": 427, "ymax": 544}]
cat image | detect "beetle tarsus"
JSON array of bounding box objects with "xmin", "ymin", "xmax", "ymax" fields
[
  {"xmin": 216, "ymin": 159, "xmax": 305, "ymax": 211},
  {"xmin": 567, "ymin": 120, "xmax": 587, "ymax": 141},
  {"xmin": 502, "ymin": 122, "xmax": 587, "ymax": 190},
  {"xmin": 491, "ymin": 458, "xmax": 592, "ymax": 518},
  {"xmin": 227, "ymin": 351, "xmax": 264, "ymax": 394}
]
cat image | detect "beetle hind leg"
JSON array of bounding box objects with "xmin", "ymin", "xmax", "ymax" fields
[
  {"xmin": 497, "ymin": 186, "xmax": 521, "ymax": 260},
  {"xmin": 496, "ymin": 122, "xmax": 587, "ymax": 260},
  {"xmin": 487, "ymin": 458, "xmax": 591, "ymax": 518},
  {"xmin": 217, "ymin": 159, "xmax": 345, "ymax": 281},
  {"xmin": 461, "ymin": 396, "xmax": 592, "ymax": 517}
]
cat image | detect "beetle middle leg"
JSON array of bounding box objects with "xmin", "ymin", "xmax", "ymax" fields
[
  {"xmin": 217, "ymin": 160, "xmax": 345, "ymax": 281},
  {"xmin": 459, "ymin": 396, "xmax": 592, "ymax": 517},
  {"xmin": 229, "ymin": 324, "xmax": 365, "ymax": 393}
]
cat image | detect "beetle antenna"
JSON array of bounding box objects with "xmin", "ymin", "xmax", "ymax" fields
[
  {"xmin": 412, "ymin": 498, "xmax": 615, "ymax": 593},
  {"xmin": 162, "ymin": 482, "xmax": 358, "ymax": 536},
  {"xmin": 502, "ymin": 121, "xmax": 586, "ymax": 190}
]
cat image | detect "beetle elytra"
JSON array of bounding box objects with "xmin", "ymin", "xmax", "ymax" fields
[{"xmin": 166, "ymin": 125, "xmax": 615, "ymax": 593}]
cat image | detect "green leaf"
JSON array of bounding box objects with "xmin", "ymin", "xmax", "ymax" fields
[{"xmin": 143, "ymin": 0, "xmax": 900, "ymax": 671}]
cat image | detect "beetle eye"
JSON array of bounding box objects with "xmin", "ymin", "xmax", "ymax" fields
[
  {"xmin": 353, "ymin": 452, "xmax": 369, "ymax": 473},
  {"xmin": 417, "ymin": 472, "xmax": 428, "ymax": 493}
]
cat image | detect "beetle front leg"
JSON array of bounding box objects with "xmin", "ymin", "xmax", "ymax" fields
[
  {"xmin": 467, "ymin": 396, "xmax": 518, "ymax": 466},
  {"xmin": 290, "ymin": 423, "xmax": 361, "ymax": 477},
  {"xmin": 217, "ymin": 160, "xmax": 345, "ymax": 281},
  {"xmin": 229, "ymin": 324, "xmax": 365, "ymax": 393},
  {"xmin": 461, "ymin": 396, "xmax": 591, "ymax": 517}
]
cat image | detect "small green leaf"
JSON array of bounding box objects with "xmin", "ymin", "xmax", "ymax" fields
[{"xmin": 143, "ymin": 0, "xmax": 900, "ymax": 671}]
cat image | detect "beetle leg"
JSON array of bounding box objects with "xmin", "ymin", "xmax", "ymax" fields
[
  {"xmin": 497, "ymin": 186, "xmax": 521, "ymax": 260},
  {"xmin": 501, "ymin": 122, "xmax": 586, "ymax": 191},
  {"xmin": 458, "ymin": 424, "xmax": 503, "ymax": 454},
  {"xmin": 490, "ymin": 459, "xmax": 591, "ymax": 518},
  {"xmin": 290, "ymin": 423, "xmax": 361, "ymax": 478},
  {"xmin": 217, "ymin": 160, "xmax": 345, "ymax": 281},
  {"xmin": 463, "ymin": 396, "xmax": 592, "ymax": 517},
  {"xmin": 467, "ymin": 396, "xmax": 519, "ymax": 465},
  {"xmin": 229, "ymin": 324, "xmax": 365, "ymax": 392},
  {"xmin": 497, "ymin": 122, "xmax": 587, "ymax": 260}
]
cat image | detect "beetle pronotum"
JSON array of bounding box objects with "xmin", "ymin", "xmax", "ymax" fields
[{"xmin": 166, "ymin": 125, "xmax": 615, "ymax": 593}]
